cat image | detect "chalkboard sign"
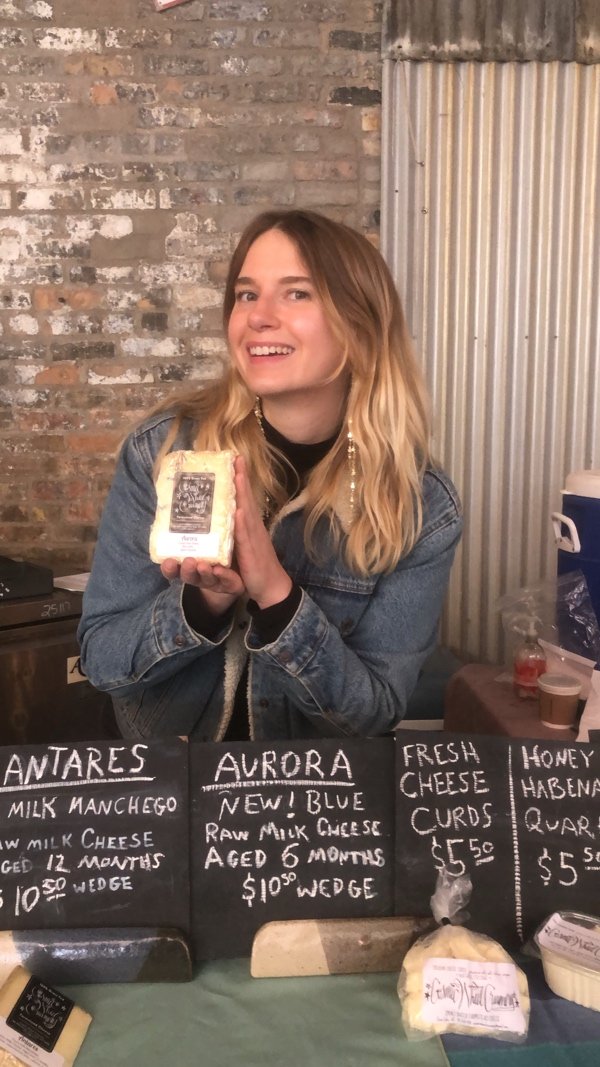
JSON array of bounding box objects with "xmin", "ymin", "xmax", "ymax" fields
[
  {"xmin": 4, "ymin": 732, "xmax": 598, "ymax": 964},
  {"xmin": 0, "ymin": 739, "xmax": 190, "ymax": 936},
  {"xmin": 190, "ymin": 739, "xmax": 395, "ymax": 959},
  {"xmin": 395, "ymin": 731, "xmax": 600, "ymax": 947}
]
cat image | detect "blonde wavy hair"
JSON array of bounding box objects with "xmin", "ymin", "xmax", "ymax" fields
[{"xmin": 155, "ymin": 209, "xmax": 432, "ymax": 576}]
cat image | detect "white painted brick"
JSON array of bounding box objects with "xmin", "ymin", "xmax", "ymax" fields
[
  {"xmin": 106, "ymin": 289, "xmax": 139, "ymax": 310},
  {"xmin": 0, "ymin": 163, "xmax": 47, "ymax": 183},
  {"xmin": 173, "ymin": 284, "xmax": 215, "ymax": 309},
  {"xmin": 46, "ymin": 312, "xmax": 99, "ymax": 336},
  {"xmin": 188, "ymin": 354, "xmax": 226, "ymax": 380},
  {"xmin": 17, "ymin": 188, "xmax": 58, "ymax": 211},
  {"xmin": 25, "ymin": 1, "xmax": 53, "ymax": 17},
  {"xmin": 137, "ymin": 262, "xmax": 208, "ymax": 285},
  {"xmin": 9, "ymin": 313, "xmax": 40, "ymax": 335},
  {"xmin": 121, "ymin": 337, "xmax": 184, "ymax": 359},
  {"xmin": 0, "ymin": 131, "xmax": 23, "ymax": 155},
  {"xmin": 194, "ymin": 287, "xmax": 223, "ymax": 309},
  {"xmin": 0, "ymin": 387, "xmax": 47, "ymax": 405},
  {"xmin": 241, "ymin": 161, "xmax": 290, "ymax": 181},
  {"xmin": 1, "ymin": 0, "xmax": 384, "ymax": 570},
  {"xmin": 88, "ymin": 368, "xmax": 153, "ymax": 385},
  {"xmin": 170, "ymin": 309, "xmax": 203, "ymax": 331},
  {"xmin": 104, "ymin": 314, "xmax": 135, "ymax": 335},
  {"xmin": 97, "ymin": 216, "xmax": 134, "ymax": 239},
  {"xmin": 189, "ymin": 337, "xmax": 228, "ymax": 358},
  {"xmin": 34, "ymin": 28, "xmax": 102, "ymax": 51},
  {"xmin": 96, "ymin": 267, "xmax": 135, "ymax": 283},
  {"xmin": 90, "ymin": 189, "xmax": 156, "ymax": 211},
  {"xmin": 0, "ymin": 290, "xmax": 30, "ymax": 309},
  {"xmin": 14, "ymin": 363, "xmax": 45, "ymax": 385}
]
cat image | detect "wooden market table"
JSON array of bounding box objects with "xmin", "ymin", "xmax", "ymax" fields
[{"xmin": 443, "ymin": 663, "xmax": 579, "ymax": 740}]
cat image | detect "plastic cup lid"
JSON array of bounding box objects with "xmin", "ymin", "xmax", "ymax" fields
[
  {"xmin": 537, "ymin": 673, "xmax": 582, "ymax": 696},
  {"xmin": 564, "ymin": 470, "xmax": 600, "ymax": 499}
]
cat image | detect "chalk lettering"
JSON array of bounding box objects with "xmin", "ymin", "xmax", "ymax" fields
[
  {"xmin": 204, "ymin": 847, "xmax": 267, "ymax": 870},
  {"xmin": 205, "ymin": 823, "xmax": 250, "ymax": 843},
  {"xmin": 243, "ymin": 793, "xmax": 282, "ymax": 814},
  {"xmin": 307, "ymin": 846, "xmax": 386, "ymax": 866},
  {"xmin": 27, "ymin": 834, "xmax": 72, "ymax": 851},
  {"xmin": 400, "ymin": 740, "xmax": 481, "ymax": 768},
  {"xmin": 80, "ymin": 828, "xmax": 154, "ymax": 851},
  {"xmin": 399, "ymin": 769, "xmax": 489, "ymax": 798},
  {"xmin": 316, "ymin": 817, "xmax": 381, "ymax": 837},
  {"xmin": 519, "ymin": 776, "xmax": 600, "ymax": 800},
  {"xmin": 2, "ymin": 744, "xmax": 148, "ymax": 787},
  {"xmin": 71, "ymin": 876, "xmax": 134, "ymax": 893},
  {"xmin": 77, "ymin": 853, "xmax": 164, "ymax": 872},
  {"xmin": 520, "ymin": 746, "xmax": 593, "ymax": 773},
  {"xmin": 67, "ymin": 794, "xmax": 177, "ymax": 816},
  {"xmin": 524, "ymin": 807, "xmax": 594, "ymax": 839},
  {"xmin": 212, "ymin": 749, "xmax": 352, "ymax": 784},
  {"xmin": 305, "ymin": 790, "xmax": 365, "ymax": 814},
  {"xmin": 8, "ymin": 797, "xmax": 56, "ymax": 820},
  {"xmin": 295, "ymin": 876, "xmax": 377, "ymax": 900},
  {"xmin": 1, "ymin": 858, "xmax": 33, "ymax": 875},
  {"xmin": 258, "ymin": 823, "xmax": 308, "ymax": 842},
  {"xmin": 410, "ymin": 803, "xmax": 492, "ymax": 836}
]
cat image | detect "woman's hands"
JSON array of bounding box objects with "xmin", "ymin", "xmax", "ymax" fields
[
  {"xmin": 232, "ymin": 454, "xmax": 292, "ymax": 609},
  {"xmin": 161, "ymin": 454, "xmax": 292, "ymax": 615},
  {"xmin": 161, "ymin": 555, "xmax": 243, "ymax": 617}
]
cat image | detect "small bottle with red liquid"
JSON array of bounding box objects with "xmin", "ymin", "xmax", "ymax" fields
[{"xmin": 513, "ymin": 619, "xmax": 547, "ymax": 699}]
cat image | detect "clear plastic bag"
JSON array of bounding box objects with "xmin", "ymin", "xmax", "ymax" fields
[
  {"xmin": 397, "ymin": 868, "xmax": 530, "ymax": 1042},
  {"xmin": 496, "ymin": 571, "xmax": 600, "ymax": 688}
]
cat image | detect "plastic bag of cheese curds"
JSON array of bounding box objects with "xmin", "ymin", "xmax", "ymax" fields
[{"xmin": 398, "ymin": 867, "xmax": 530, "ymax": 1042}]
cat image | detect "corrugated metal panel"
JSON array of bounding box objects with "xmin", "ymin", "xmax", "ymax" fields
[
  {"xmin": 381, "ymin": 60, "xmax": 600, "ymax": 663},
  {"xmin": 384, "ymin": 0, "xmax": 600, "ymax": 63}
]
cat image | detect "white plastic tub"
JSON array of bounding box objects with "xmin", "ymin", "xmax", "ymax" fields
[{"xmin": 535, "ymin": 912, "xmax": 600, "ymax": 1012}]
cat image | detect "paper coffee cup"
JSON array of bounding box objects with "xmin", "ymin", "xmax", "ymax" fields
[{"xmin": 537, "ymin": 673, "xmax": 582, "ymax": 729}]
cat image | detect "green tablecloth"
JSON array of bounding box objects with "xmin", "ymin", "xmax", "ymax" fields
[
  {"xmin": 64, "ymin": 956, "xmax": 600, "ymax": 1066},
  {"xmin": 70, "ymin": 959, "xmax": 447, "ymax": 1067}
]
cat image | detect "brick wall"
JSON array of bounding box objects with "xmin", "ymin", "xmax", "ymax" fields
[{"xmin": 0, "ymin": 0, "xmax": 383, "ymax": 573}]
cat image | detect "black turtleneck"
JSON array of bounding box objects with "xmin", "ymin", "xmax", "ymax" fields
[{"xmin": 180, "ymin": 417, "xmax": 338, "ymax": 740}]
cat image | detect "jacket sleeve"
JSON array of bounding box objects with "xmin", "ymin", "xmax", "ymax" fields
[
  {"xmin": 78, "ymin": 427, "xmax": 234, "ymax": 733},
  {"xmin": 245, "ymin": 473, "xmax": 462, "ymax": 737}
]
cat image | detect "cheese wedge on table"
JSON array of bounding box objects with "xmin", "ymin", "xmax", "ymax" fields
[
  {"xmin": 149, "ymin": 449, "xmax": 236, "ymax": 566},
  {"xmin": 0, "ymin": 966, "xmax": 91, "ymax": 1065}
]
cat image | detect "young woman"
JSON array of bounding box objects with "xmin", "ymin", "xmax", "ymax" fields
[{"xmin": 78, "ymin": 209, "xmax": 462, "ymax": 741}]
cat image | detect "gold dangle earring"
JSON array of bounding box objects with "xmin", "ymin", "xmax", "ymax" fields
[
  {"xmin": 254, "ymin": 395, "xmax": 264, "ymax": 433},
  {"xmin": 347, "ymin": 417, "xmax": 357, "ymax": 514},
  {"xmin": 253, "ymin": 396, "xmax": 274, "ymax": 521}
]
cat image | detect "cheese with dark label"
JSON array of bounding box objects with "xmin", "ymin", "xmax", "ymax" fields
[
  {"xmin": 0, "ymin": 966, "xmax": 92, "ymax": 1066},
  {"xmin": 149, "ymin": 449, "xmax": 236, "ymax": 566}
]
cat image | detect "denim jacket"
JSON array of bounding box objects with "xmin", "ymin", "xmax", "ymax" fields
[{"xmin": 78, "ymin": 411, "xmax": 462, "ymax": 741}]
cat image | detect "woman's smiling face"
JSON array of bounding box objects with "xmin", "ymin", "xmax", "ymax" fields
[{"xmin": 227, "ymin": 228, "xmax": 347, "ymax": 412}]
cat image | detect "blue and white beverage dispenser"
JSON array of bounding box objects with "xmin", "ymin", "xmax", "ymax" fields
[{"xmin": 552, "ymin": 470, "xmax": 600, "ymax": 628}]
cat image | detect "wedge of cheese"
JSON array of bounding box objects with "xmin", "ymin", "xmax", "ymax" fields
[
  {"xmin": 149, "ymin": 449, "xmax": 236, "ymax": 566},
  {"xmin": 0, "ymin": 966, "xmax": 92, "ymax": 1066}
]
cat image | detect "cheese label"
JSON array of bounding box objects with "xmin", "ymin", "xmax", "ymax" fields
[
  {"xmin": 1, "ymin": 976, "xmax": 72, "ymax": 1064},
  {"xmin": 537, "ymin": 912, "xmax": 600, "ymax": 968},
  {"xmin": 421, "ymin": 957, "xmax": 526, "ymax": 1034},
  {"xmin": 0, "ymin": 1017, "xmax": 65, "ymax": 1064},
  {"xmin": 170, "ymin": 472, "xmax": 215, "ymax": 533},
  {"xmin": 150, "ymin": 449, "xmax": 236, "ymax": 566}
]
